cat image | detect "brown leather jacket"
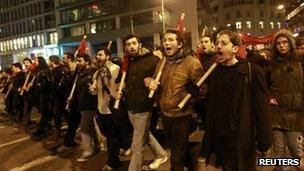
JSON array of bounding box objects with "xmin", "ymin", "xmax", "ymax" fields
[{"xmin": 157, "ymin": 53, "xmax": 204, "ymax": 117}]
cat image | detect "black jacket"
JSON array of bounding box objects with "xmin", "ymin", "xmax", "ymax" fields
[
  {"xmin": 35, "ymin": 69, "xmax": 51, "ymax": 94},
  {"xmin": 203, "ymin": 61, "xmax": 272, "ymax": 170},
  {"xmin": 13, "ymin": 72, "xmax": 25, "ymax": 93},
  {"xmin": 77, "ymin": 67, "xmax": 97, "ymax": 111},
  {"xmin": 51, "ymin": 65, "xmax": 65, "ymax": 100},
  {"xmin": 125, "ymin": 48, "xmax": 159, "ymax": 113}
]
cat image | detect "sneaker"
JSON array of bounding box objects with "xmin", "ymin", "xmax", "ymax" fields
[
  {"xmin": 76, "ymin": 151, "xmax": 95, "ymax": 162},
  {"xmin": 56, "ymin": 145, "xmax": 73, "ymax": 153},
  {"xmin": 143, "ymin": 154, "xmax": 169, "ymax": 170},
  {"xmin": 101, "ymin": 165, "xmax": 113, "ymax": 171},
  {"xmin": 46, "ymin": 132, "xmax": 60, "ymax": 144},
  {"xmin": 197, "ymin": 156, "xmax": 206, "ymax": 164},
  {"xmin": 120, "ymin": 148, "xmax": 132, "ymax": 157}
]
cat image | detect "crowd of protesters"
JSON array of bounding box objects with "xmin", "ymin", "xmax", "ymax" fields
[{"xmin": 0, "ymin": 28, "xmax": 303, "ymax": 171}]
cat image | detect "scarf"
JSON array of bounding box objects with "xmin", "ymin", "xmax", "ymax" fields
[{"xmin": 96, "ymin": 64, "xmax": 111, "ymax": 94}]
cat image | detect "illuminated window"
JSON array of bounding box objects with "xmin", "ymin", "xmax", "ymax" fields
[
  {"xmin": 29, "ymin": 36, "xmax": 33, "ymax": 47},
  {"xmin": 9, "ymin": 40, "xmax": 13, "ymax": 50},
  {"xmin": 270, "ymin": 22, "xmax": 274, "ymax": 29},
  {"xmin": 41, "ymin": 34, "xmax": 44, "ymax": 46},
  {"xmin": 54, "ymin": 32, "xmax": 58, "ymax": 44},
  {"xmin": 0, "ymin": 42, "xmax": 3, "ymax": 51},
  {"xmin": 236, "ymin": 22, "xmax": 241, "ymax": 29},
  {"xmin": 277, "ymin": 22, "xmax": 281, "ymax": 29},
  {"xmin": 24, "ymin": 37, "xmax": 28, "ymax": 48},
  {"xmin": 246, "ymin": 21, "xmax": 251, "ymax": 28},
  {"xmin": 259, "ymin": 21, "xmax": 264, "ymax": 29},
  {"xmin": 90, "ymin": 23, "xmax": 96, "ymax": 34},
  {"xmin": 37, "ymin": 34, "xmax": 41, "ymax": 46},
  {"xmin": 13, "ymin": 39, "xmax": 17, "ymax": 50},
  {"xmin": 16, "ymin": 38, "xmax": 20, "ymax": 49}
]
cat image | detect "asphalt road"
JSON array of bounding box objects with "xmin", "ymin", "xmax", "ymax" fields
[{"xmin": 0, "ymin": 94, "xmax": 302, "ymax": 171}]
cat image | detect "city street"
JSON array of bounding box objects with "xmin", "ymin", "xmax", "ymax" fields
[
  {"xmin": 0, "ymin": 94, "xmax": 203, "ymax": 171},
  {"xmin": 0, "ymin": 94, "xmax": 301, "ymax": 171}
]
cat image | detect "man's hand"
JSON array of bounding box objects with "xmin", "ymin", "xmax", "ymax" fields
[
  {"xmin": 144, "ymin": 77, "xmax": 153, "ymax": 87},
  {"xmin": 88, "ymin": 83, "xmax": 96, "ymax": 92},
  {"xmin": 149, "ymin": 80, "xmax": 159, "ymax": 91},
  {"xmin": 256, "ymin": 148, "xmax": 270, "ymax": 158},
  {"xmin": 269, "ymin": 98, "xmax": 278, "ymax": 105},
  {"xmin": 114, "ymin": 91, "xmax": 122, "ymax": 100}
]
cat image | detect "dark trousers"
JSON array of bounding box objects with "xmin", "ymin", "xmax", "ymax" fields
[
  {"xmin": 5, "ymin": 91, "xmax": 14, "ymax": 116},
  {"xmin": 13, "ymin": 92, "xmax": 24, "ymax": 124},
  {"xmin": 96, "ymin": 114, "xmax": 121, "ymax": 168},
  {"xmin": 53, "ymin": 99, "xmax": 68, "ymax": 132},
  {"xmin": 22, "ymin": 92, "xmax": 37, "ymax": 125},
  {"xmin": 212, "ymin": 131, "xmax": 237, "ymax": 171},
  {"xmin": 162, "ymin": 115, "xmax": 192, "ymax": 171},
  {"xmin": 64, "ymin": 102, "xmax": 81, "ymax": 147},
  {"xmin": 108, "ymin": 98, "xmax": 133, "ymax": 151},
  {"xmin": 36, "ymin": 93, "xmax": 51, "ymax": 132}
]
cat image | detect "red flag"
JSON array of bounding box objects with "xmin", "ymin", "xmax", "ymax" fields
[
  {"xmin": 176, "ymin": 13, "xmax": 186, "ymax": 33},
  {"xmin": 76, "ymin": 35, "xmax": 88, "ymax": 55},
  {"xmin": 121, "ymin": 54, "xmax": 129, "ymax": 73}
]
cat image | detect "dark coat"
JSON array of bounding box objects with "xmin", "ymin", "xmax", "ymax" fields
[
  {"xmin": 125, "ymin": 48, "xmax": 158, "ymax": 113},
  {"xmin": 35, "ymin": 69, "xmax": 51, "ymax": 94},
  {"xmin": 51, "ymin": 65, "xmax": 65, "ymax": 100},
  {"xmin": 77, "ymin": 67, "xmax": 97, "ymax": 112},
  {"xmin": 203, "ymin": 61, "xmax": 272, "ymax": 170},
  {"xmin": 266, "ymin": 60, "xmax": 304, "ymax": 131}
]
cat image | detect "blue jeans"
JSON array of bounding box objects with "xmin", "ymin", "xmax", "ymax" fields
[
  {"xmin": 273, "ymin": 129, "xmax": 303, "ymax": 170},
  {"xmin": 128, "ymin": 111, "xmax": 167, "ymax": 171}
]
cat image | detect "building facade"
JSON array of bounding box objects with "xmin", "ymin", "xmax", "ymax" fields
[
  {"xmin": 0, "ymin": 0, "xmax": 58, "ymax": 69},
  {"xmin": 56, "ymin": 0, "xmax": 198, "ymax": 58},
  {"xmin": 0, "ymin": 0, "xmax": 199, "ymax": 68},
  {"xmin": 285, "ymin": 1, "xmax": 304, "ymax": 37},
  {"xmin": 198, "ymin": 0, "xmax": 287, "ymax": 37}
]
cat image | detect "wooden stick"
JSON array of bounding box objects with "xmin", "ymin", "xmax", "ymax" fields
[
  {"xmin": 178, "ymin": 63, "xmax": 217, "ymax": 109},
  {"xmin": 65, "ymin": 74, "xmax": 79, "ymax": 110},
  {"xmin": 5, "ymin": 84, "xmax": 12, "ymax": 98},
  {"xmin": 148, "ymin": 58, "xmax": 166, "ymax": 98},
  {"xmin": 107, "ymin": 41, "xmax": 112, "ymax": 50},
  {"xmin": 114, "ymin": 71, "xmax": 126, "ymax": 109},
  {"xmin": 20, "ymin": 73, "xmax": 31, "ymax": 96},
  {"xmin": 26, "ymin": 75, "xmax": 36, "ymax": 91}
]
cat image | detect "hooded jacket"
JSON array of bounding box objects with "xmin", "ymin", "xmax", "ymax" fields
[{"xmin": 266, "ymin": 29, "xmax": 304, "ymax": 131}]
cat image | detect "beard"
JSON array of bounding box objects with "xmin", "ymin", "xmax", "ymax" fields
[{"xmin": 96, "ymin": 59, "xmax": 107, "ymax": 67}]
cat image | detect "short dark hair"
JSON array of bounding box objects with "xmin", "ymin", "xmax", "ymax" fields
[
  {"xmin": 23, "ymin": 58, "xmax": 32, "ymax": 63},
  {"xmin": 76, "ymin": 53, "xmax": 91, "ymax": 64},
  {"xmin": 49, "ymin": 55, "xmax": 60, "ymax": 65},
  {"xmin": 123, "ymin": 34, "xmax": 141, "ymax": 47},
  {"xmin": 12, "ymin": 63, "xmax": 22, "ymax": 70},
  {"xmin": 164, "ymin": 28, "xmax": 186, "ymax": 47},
  {"xmin": 200, "ymin": 31, "xmax": 215, "ymax": 42},
  {"xmin": 64, "ymin": 52, "xmax": 75, "ymax": 62},
  {"xmin": 217, "ymin": 29, "xmax": 242, "ymax": 46},
  {"xmin": 98, "ymin": 48, "xmax": 111, "ymax": 58}
]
